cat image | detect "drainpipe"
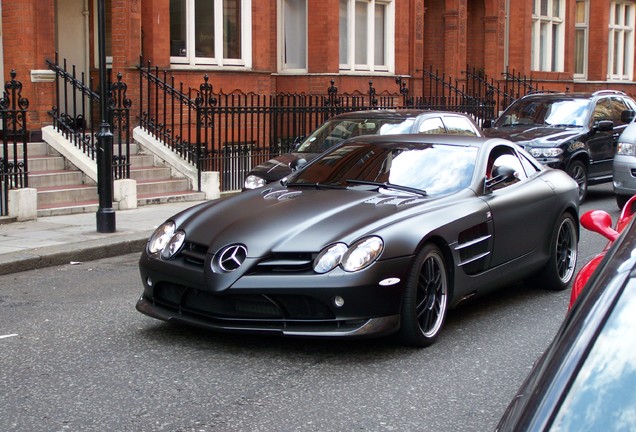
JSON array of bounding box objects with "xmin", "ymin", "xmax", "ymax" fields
[{"xmin": 504, "ymin": 0, "xmax": 510, "ymax": 68}]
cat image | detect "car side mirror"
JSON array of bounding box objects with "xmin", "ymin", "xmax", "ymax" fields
[
  {"xmin": 593, "ymin": 120, "xmax": 614, "ymax": 132},
  {"xmin": 290, "ymin": 158, "xmax": 307, "ymax": 172},
  {"xmin": 621, "ymin": 110, "xmax": 636, "ymax": 124},
  {"xmin": 485, "ymin": 165, "xmax": 517, "ymax": 192},
  {"xmin": 580, "ymin": 210, "xmax": 619, "ymax": 242}
]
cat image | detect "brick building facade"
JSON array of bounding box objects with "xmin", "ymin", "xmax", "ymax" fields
[{"xmin": 1, "ymin": 0, "xmax": 635, "ymax": 135}]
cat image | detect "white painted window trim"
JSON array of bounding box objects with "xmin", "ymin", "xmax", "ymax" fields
[
  {"xmin": 278, "ymin": 0, "xmax": 308, "ymax": 73},
  {"xmin": 169, "ymin": 0, "xmax": 252, "ymax": 69},
  {"xmin": 574, "ymin": 0, "xmax": 589, "ymax": 80},
  {"xmin": 531, "ymin": 0, "xmax": 565, "ymax": 72},
  {"xmin": 608, "ymin": 0, "xmax": 635, "ymax": 81},
  {"xmin": 339, "ymin": 0, "xmax": 394, "ymax": 74}
]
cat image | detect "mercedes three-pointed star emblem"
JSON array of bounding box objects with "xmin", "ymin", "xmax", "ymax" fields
[{"xmin": 217, "ymin": 244, "xmax": 247, "ymax": 272}]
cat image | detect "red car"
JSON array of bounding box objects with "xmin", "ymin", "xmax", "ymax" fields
[{"xmin": 569, "ymin": 194, "xmax": 636, "ymax": 308}]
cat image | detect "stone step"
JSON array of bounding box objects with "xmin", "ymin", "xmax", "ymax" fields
[
  {"xmin": 22, "ymin": 155, "xmax": 66, "ymax": 172},
  {"xmin": 129, "ymin": 166, "xmax": 173, "ymax": 182},
  {"xmin": 137, "ymin": 190, "xmax": 207, "ymax": 207},
  {"xmin": 128, "ymin": 153, "xmax": 158, "ymax": 168},
  {"xmin": 36, "ymin": 184, "xmax": 99, "ymax": 206},
  {"xmin": 137, "ymin": 178, "xmax": 192, "ymax": 195},
  {"xmin": 28, "ymin": 170, "xmax": 93, "ymax": 188},
  {"xmin": 2, "ymin": 141, "xmax": 51, "ymax": 158}
]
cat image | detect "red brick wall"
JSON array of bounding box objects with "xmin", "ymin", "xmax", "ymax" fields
[{"xmin": 2, "ymin": 0, "xmax": 56, "ymax": 133}]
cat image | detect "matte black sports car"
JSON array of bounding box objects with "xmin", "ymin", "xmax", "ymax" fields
[{"xmin": 137, "ymin": 134, "xmax": 579, "ymax": 347}]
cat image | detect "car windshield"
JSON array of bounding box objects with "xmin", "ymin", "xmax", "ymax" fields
[
  {"xmin": 496, "ymin": 98, "xmax": 590, "ymax": 127},
  {"xmin": 288, "ymin": 141, "xmax": 477, "ymax": 196},
  {"xmin": 295, "ymin": 117, "xmax": 416, "ymax": 153},
  {"xmin": 548, "ymin": 279, "xmax": 636, "ymax": 431}
]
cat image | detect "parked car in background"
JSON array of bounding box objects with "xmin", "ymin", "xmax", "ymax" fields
[
  {"xmin": 483, "ymin": 90, "xmax": 636, "ymax": 202},
  {"xmin": 137, "ymin": 134, "xmax": 578, "ymax": 348},
  {"xmin": 613, "ymin": 114, "xmax": 636, "ymax": 208},
  {"xmin": 243, "ymin": 109, "xmax": 483, "ymax": 190},
  {"xmin": 496, "ymin": 208, "xmax": 636, "ymax": 432},
  {"xmin": 569, "ymin": 194, "xmax": 636, "ymax": 309}
]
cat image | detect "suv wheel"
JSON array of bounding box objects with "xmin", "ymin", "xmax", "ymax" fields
[{"xmin": 566, "ymin": 160, "xmax": 588, "ymax": 203}]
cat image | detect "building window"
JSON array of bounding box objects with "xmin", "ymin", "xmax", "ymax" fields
[
  {"xmin": 608, "ymin": 1, "xmax": 635, "ymax": 81},
  {"xmin": 574, "ymin": 0, "xmax": 588, "ymax": 79},
  {"xmin": 170, "ymin": 0, "xmax": 252, "ymax": 68},
  {"xmin": 280, "ymin": 0, "xmax": 307, "ymax": 71},
  {"xmin": 339, "ymin": 0, "xmax": 393, "ymax": 73},
  {"xmin": 531, "ymin": 0, "xmax": 565, "ymax": 72}
]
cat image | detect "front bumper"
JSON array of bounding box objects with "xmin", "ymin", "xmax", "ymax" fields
[
  {"xmin": 613, "ymin": 155, "xmax": 636, "ymax": 195},
  {"xmin": 137, "ymin": 253, "xmax": 412, "ymax": 339},
  {"xmin": 136, "ymin": 296, "xmax": 400, "ymax": 338}
]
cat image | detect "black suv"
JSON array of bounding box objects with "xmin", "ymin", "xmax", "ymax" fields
[{"xmin": 483, "ymin": 90, "xmax": 636, "ymax": 202}]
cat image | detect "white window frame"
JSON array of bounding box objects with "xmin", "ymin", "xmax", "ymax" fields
[
  {"xmin": 574, "ymin": 0, "xmax": 589, "ymax": 80},
  {"xmin": 608, "ymin": 0, "xmax": 635, "ymax": 81},
  {"xmin": 531, "ymin": 0, "xmax": 565, "ymax": 72},
  {"xmin": 339, "ymin": 0, "xmax": 394, "ymax": 74},
  {"xmin": 278, "ymin": 0, "xmax": 307, "ymax": 73},
  {"xmin": 170, "ymin": 0, "xmax": 252, "ymax": 69}
]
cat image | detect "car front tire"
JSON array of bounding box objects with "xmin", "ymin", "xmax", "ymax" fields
[
  {"xmin": 616, "ymin": 194, "xmax": 630, "ymax": 209},
  {"xmin": 566, "ymin": 160, "xmax": 588, "ymax": 203},
  {"xmin": 398, "ymin": 244, "xmax": 449, "ymax": 347}
]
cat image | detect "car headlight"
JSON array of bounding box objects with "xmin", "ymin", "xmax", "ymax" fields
[
  {"xmin": 529, "ymin": 147, "xmax": 563, "ymax": 158},
  {"xmin": 161, "ymin": 230, "xmax": 186, "ymax": 259},
  {"xmin": 244, "ymin": 174, "xmax": 266, "ymax": 189},
  {"xmin": 341, "ymin": 237, "xmax": 384, "ymax": 272},
  {"xmin": 314, "ymin": 243, "xmax": 347, "ymax": 274},
  {"xmin": 617, "ymin": 142, "xmax": 636, "ymax": 156},
  {"xmin": 147, "ymin": 221, "xmax": 176, "ymax": 254}
]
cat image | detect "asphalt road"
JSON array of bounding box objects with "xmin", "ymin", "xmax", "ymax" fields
[{"xmin": 0, "ymin": 184, "xmax": 619, "ymax": 432}]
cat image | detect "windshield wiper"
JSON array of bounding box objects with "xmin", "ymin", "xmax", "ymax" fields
[
  {"xmin": 286, "ymin": 182, "xmax": 346, "ymax": 190},
  {"xmin": 346, "ymin": 179, "xmax": 427, "ymax": 197}
]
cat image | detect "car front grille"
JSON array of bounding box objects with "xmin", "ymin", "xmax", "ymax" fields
[{"xmin": 152, "ymin": 282, "xmax": 334, "ymax": 321}]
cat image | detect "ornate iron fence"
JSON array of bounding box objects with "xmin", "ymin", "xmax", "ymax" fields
[
  {"xmin": 46, "ymin": 53, "xmax": 131, "ymax": 180},
  {"xmin": 0, "ymin": 70, "xmax": 29, "ymax": 216},
  {"xmin": 138, "ymin": 59, "xmax": 401, "ymax": 192}
]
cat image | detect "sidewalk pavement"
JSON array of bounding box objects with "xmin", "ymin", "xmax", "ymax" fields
[{"xmin": 0, "ymin": 200, "xmax": 207, "ymax": 275}]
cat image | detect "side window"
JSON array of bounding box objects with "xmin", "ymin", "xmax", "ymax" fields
[
  {"xmin": 487, "ymin": 147, "xmax": 527, "ymax": 190},
  {"xmin": 610, "ymin": 96, "xmax": 631, "ymax": 125},
  {"xmin": 442, "ymin": 116, "xmax": 479, "ymax": 136},
  {"xmin": 418, "ymin": 117, "xmax": 446, "ymax": 134},
  {"xmin": 519, "ymin": 152, "xmax": 541, "ymax": 176},
  {"xmin": 592, "ymin": 98, "xmax": 613, "ymax": 123}
]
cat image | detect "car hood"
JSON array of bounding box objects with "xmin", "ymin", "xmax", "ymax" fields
[
  {"xmin": 248, "ymin": 152, "xmax": 321, "ymax": 182},
  {"xmin": 173, "ymin": 187, "xmax": 440, "ymax": 257},
  {"xmin": 484, "ymin": 125, "xmax": 583, "ymax": 147}
]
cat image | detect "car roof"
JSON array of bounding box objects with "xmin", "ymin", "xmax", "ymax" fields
[
  {"xmin": 329, "ymin": 109, "xmax": 476, "ymax": 120},
  {"xmin": 519, "ymin": 90, "xmax": 630, "ymax": 100}
]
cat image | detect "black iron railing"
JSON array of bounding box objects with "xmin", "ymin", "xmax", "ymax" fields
[
  {"xmin": 0, "ymin": 70, "xmax": 29, "ymax": 216},
  {"xmin": 138, "ymin": 58, "xmax": 402, "ymax": 191},
  {"xmin": 46, "ymin": 53, "xmax": 131, "ymax": 180}
]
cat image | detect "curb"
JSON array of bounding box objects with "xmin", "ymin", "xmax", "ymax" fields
[{"xmin": 0, "ymin": 231, "xmax": 152, "ymax": 275}]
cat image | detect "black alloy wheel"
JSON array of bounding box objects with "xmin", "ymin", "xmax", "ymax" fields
[
  {"xmin": 566, "ymin": 160, "xmax": 588, "ymax": 203},
  {"xmin": 398, "ymin": 244, "xmax": 449, "ymax": 347},
  {"xmin": 532, "ymin": 212, "xmax": 578, "ymax": 291}
]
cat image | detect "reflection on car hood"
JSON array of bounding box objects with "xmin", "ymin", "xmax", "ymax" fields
[
  {"xmin": 484, "ymin": 125, "xmax": 582, "ymax": 146},
  {"xmin": 174, "ymin": 187, "xmax": 431, "ymax": 257},
  {"xmin": 248, "ymin": 152, "xmax": 320, "ymax": 182}
]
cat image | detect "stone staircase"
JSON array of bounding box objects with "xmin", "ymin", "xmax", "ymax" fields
[{"xmin": 16, "ymin": 140, "xmax": 206, "ymax": 217}]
